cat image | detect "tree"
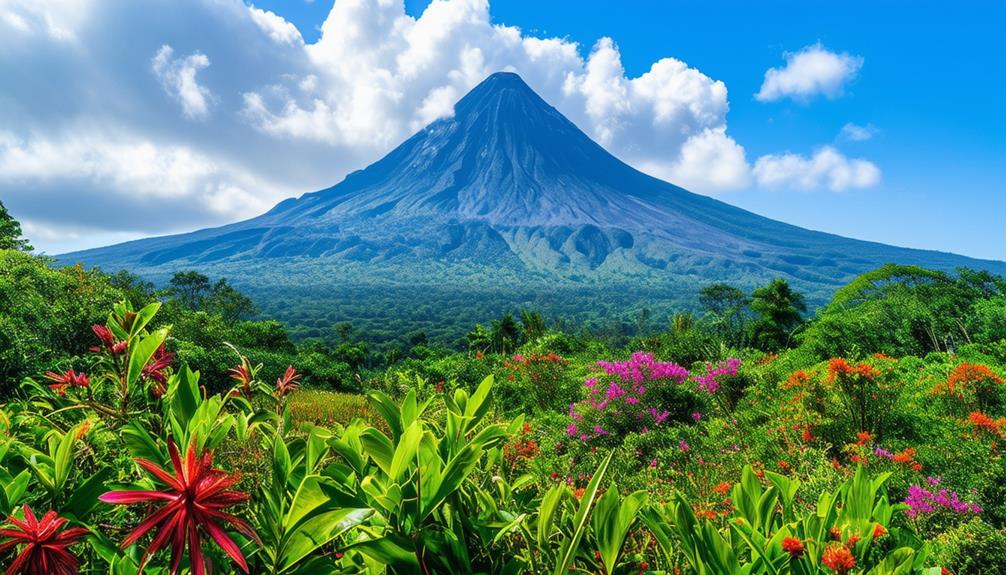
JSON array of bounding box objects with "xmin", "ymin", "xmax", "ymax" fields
[
  {"xmin": 0, "ymin": 200, "xmax": 31, "ymax": 252},
  {"xmin": 520, "ymin": 309, "xmax": 545, "ymax": 341},
  {"xmin": 169, "ymin": 271, "xmax": 212, "ymax": 309},
  {"xmin": 335, "ymin": 322, "xmax": 354, "ymax": 343},
  {"xmin": 799, "ymin": 264, "xmax": 1005, "ymax": 358},
  {"xmin": 699, "ymin": 283, "xmax": 751, "ymax": 347},
  {"xmin": 699, "ymin": 283, "xmax": 748, "ymax": 317},
  {"xmin": 491, "ymin": 313, "xmax": 521, "ymax": 354},
  {"xmin": 207, "ymin": 279, "xmax": 256, "ymax": 322},
  {"xmin": 750, "ymin": 278, "xmax": 806, "ymax": 351},
  {"xmin": 465, "ymin": 324, "xmax": 492, "ymax": 353},
  {"xmin": 636, "ymin": 307, "xmax": 651, "ymax": 335}
]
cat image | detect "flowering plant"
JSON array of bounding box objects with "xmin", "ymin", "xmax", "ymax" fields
[{"xmin": 567, "ymin": 352, "xmax": 691, "ymax": 444}]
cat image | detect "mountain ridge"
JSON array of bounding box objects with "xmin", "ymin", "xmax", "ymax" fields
[{"xmin": 61, "ymin": 72, "xmax": 1004, "ymax": 306}]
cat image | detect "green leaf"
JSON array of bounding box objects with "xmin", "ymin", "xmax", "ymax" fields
[
  {"xmin": 553, "ymin": 451, "xmax": 612, "ymax": 575},
  {"xmin": 359, "ymin": 428, "xmax": 395, "ymax": 476},
  {"xmin": 351, "ymin": 534, "xmax": 420, "ymax": 568},
  {"xmin": 63, "ymin": 467, "xmax": 113, "ymax": 519},
  {"xmin": 278, "ymin": 508, "xmax": 372, "ymax": 572},
  {"xmin": 389, "ymin": 422, "xmax": 422, "ymax": 482},
  {"xmin": 126, "ymin": 328, "xmax": 168, "ymax": 391},
  {"xmin": 274, "ymin": 435, "xmax": 292, "ymax": 488}
]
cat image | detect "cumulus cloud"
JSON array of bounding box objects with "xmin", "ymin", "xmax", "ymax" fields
[
  {"xmin": 0, "ymin": 129, "xmax": 292, "ymax": 231},
  {"xmin": 248, "ymin": 5, "xmax": 303, "ymax": 46},
  {"xmin": 152, "ymin": 45, "xmax": 214, "ymax": 120},
  {"xmin": 756, "ymin": 43, "xmax": 863, "ymax": 102},
  {"xmin": 753, "ymin": 146, "xmax": 880, "ymax": 192},
  {"xmin": 241, "ymin": 0, "xmax": 750, "ymax": 191},
  {"xmin": 0, "ymin": 0, "xmax": 798, "ymax": 252},
  {"xmin": 839, "ymin": 122, "xmax": 878, "ymax": 142}
]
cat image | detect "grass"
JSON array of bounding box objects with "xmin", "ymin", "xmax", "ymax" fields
[{"xmin": 287, "ymin": 389, "xmax": 384, "ymax": 429}]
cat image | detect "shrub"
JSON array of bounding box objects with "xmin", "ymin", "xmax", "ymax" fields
[{"xmin": 933, "ymin": 517, "xmax": 1006, "ymax": 575}]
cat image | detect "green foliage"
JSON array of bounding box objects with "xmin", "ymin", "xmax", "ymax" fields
[
  {"xmin": 751, "ymin": 278, "xmax": 807, "ymax": 351},
  {"xmin": 0, "ymin": 250, "xmax": 125, "ymax": 395},
  {"xmin": 0, "ymin": 200, "xmax": 31, "ymax": 252},
  {"xmin": 932, "ymin": 517, "xmax": 1006, "ymax": 575},
  {"xmin": 800, "ymin": 264, "xmax": 1006, "ymax": 359},
  {"xmin": 5, "ymin": 263, "xmax": 1006, "ymax": 573}
]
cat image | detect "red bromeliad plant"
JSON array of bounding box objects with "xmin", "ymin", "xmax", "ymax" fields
[
  {"xmin": 42, "ymin": 369, "xmax": 89, "ymax": 396},
  {"xmin": 274, "ymin": 365, "xmax": 301, "ymax": 399},
  {"xmin": 100, "ymin": 439, "xmax": 260, "ymax": 574},
  {"xmin": 0, "ymin": 505, "xmax": 89, "ymax": 575}
]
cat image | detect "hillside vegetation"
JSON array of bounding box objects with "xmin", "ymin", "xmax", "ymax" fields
[{"xmin": 4, "ymin": 203, "xmax": 1006, "ymax": 573}]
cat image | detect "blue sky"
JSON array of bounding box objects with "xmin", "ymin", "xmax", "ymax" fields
[
  {"xmin": 0, "ymin": 0, "xmax": 1002, "ymax": 259},
  {"xmin": 254, "ymin": 0, "xmax": 1005, "ymax": 259}
]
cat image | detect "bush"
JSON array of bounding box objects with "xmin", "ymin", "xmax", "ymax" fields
[{"xmin": 933, "ymin": 517, "xmax": 1006, "ymax": 575}]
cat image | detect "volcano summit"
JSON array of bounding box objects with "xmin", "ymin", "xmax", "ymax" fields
[{"xmin": 62, "ymin": 72, "xmax": 1004, "ymax": 339}]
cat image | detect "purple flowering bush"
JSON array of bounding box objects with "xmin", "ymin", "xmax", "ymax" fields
[
  {"xmin": 904, "ymin": 479, "xmax": 983, "ymax": 519},
  {"xmin": 565, "ymin": 352, "xmax": 742, "ymax": 446}
]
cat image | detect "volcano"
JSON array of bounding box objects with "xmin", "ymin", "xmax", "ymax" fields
[{"xmin": 62, "ymin": 72, "xmax": 1004, "ymax": 337}]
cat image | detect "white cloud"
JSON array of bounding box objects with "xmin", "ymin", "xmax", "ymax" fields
[
  {"xmin": 248, "ymin": 5, "xmax": 303, "ymax": 46},
  {"xmin": 0, "ymin": 0, "xmax": 93, "ymax": 40},
  {"xmin": 839, "ymin": 122, "xmax": 878, "ymax": 141},
  {"xmin": 152, "ymin": 45, "xmax": 214, "ymax": 120},
  {"xmin": 0, "ymin": 0, "xmax": 764, "ymax": 251},
  {"xmin": 243, "ymin": 2, "xmax": 748, "ymax": 194},
  {"xmin": 0, "ymin": 129, "xmax": 288, "ymax": 222},
  {"xmin": 753, "ymin": 146, "xmax": 880, "ymax": 192},
  {"xmin": 756, "ymin": 43, "xmax": 863, "ymax": 103}
]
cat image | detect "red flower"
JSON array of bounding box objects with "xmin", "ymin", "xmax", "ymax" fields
[
  {"xmin": 781, "ymin": 536, "xmax": 804, "ymax": 558},
  {"xmin": 821, "ymin": 544, "xmax": 856, "ymax": 574},
  {"xmin": 91, "ymin": 324, "xmax": 128, "ymax": 356},
  {"xmin": 43, "ymin": 369, "xmax": 89, "ymax": 395},
  {"xmin": 275, "ymin": 365, "xmax": 301, "ymax": 398},
  {"xmin": 143, "ymin": 344, "xmax": 175, "ymax": 396},
  {"xmin": 229, "ymin": 363, "xmax": 254, "ymax": 399},
  {"xmin": 0, "ymin": 505, "xmax": 89, "ymax": 575},
  {"xmin": 100, "ymin": 439, "xmax": 259, "ymax": 574},
  {"xmin": 873, "ymin": 524, "xmax": 888, "ymax": 539}
]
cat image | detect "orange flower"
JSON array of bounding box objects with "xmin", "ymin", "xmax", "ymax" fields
[
  {"xmin": 855, "ymin": 431, "xmax": 873, "ymax": 446},
  {"xmin": 711, "ymin": 481, "xmax": 732, "ymax": 495},
  {"xmin": 783, "ymin": 370, "xmax": 811, "ymax": 390},
  {"xmin": 781, "ymin": 537, "xmax": 804, "ymax": 558},
  {"xmin": 802, "ymin": 426, "xmax": 815, "ymax": 442},
  {"xmin": 844, "ymin": 534, "xmax": 861, "ymax": 549},
  {"xmin": 892, "ymin": 447, "xmax": 916, "ymax": 464},
  {"xmin": 933, "ymin": 363, "xmax": 1004, "ymax": 397},
  {"xmin": 829, "ymin": 527, "xmax": 842, "ymax": 541},
  {"xmin": 821, "ymin": 544, "xmax": 856, "ymax": 574},
  {"xmin": 968, "ymin": 410, "xmax": 1006, "ymax": 438},
  {"xmin": 873, "ymin": 524, "xmax": 887, "ymax": 539}
]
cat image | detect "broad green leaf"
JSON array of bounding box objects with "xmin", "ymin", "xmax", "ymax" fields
[{"xmin": 126, "ymin": 328, "xmax": 168, "ymax": 391}]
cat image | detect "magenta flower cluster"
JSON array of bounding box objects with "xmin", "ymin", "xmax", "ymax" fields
[
  {"xmin": 567, "ymin": 352, "xmax": 742, "ymax": 443},
  {"xmin": 567, "ymin": 352, "xmax": 690, "ymax": 442},
  {"xmin": 693, "ymin": 358, "xmax": 741, "ymax": 393},
  {"xmin": 903, "ymin": 484, "xmax": 982, "ymax": 518}
]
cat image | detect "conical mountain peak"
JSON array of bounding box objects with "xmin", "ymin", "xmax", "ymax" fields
[{"xmin": 61, "ymin": 72, "xmax": 1005, "ymax": 300}]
